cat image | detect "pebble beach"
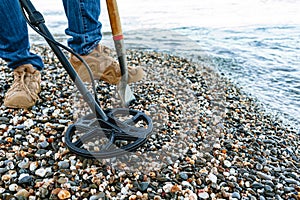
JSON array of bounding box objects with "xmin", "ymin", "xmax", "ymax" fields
[{"xmin": 0, "ymin": 45, "xmax": 299, "ymax": 199}]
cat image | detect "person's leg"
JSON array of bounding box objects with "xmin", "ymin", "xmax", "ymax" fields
[
  {"xmin": 63, "ymin": 0, "xmax": 144, "ymax": 84},
  {"xmin": 1, "ymin": 0, "xmax": 42, "ymax": 108},
  {"xmin": 62, "ymin": 0, "xmax": 102, "ymax": 55},
  {"xmin": 0, "ymin": 0, "xmax": 44, "ymax": 70}
]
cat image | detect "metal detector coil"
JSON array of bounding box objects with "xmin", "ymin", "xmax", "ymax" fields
[
  {"xmin": 19, "ymin": 0, "xmax": 153, "ymax": 159},
  {"xmin": 65, "ymin": 108, "xmax": 153, "ymax": 158}
]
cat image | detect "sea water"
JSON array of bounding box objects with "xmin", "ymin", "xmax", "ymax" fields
[{"xmin": 30, "ymin": 0, "xmax": 300, "ymax": 129}]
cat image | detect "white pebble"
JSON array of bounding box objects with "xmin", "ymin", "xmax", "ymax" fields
[
  {"xmin": 7, "ymin": 161, "xmax": 15, "ymax": 170},
  {"xmin": 229, "ymin": 168, "xmax": 236, "ymax": 175},
  {"xmin": 245, "ymin": 181, "xmax": 251, "ymax": 187},
  {"xmin": 29, "ymin": 196, "xmax": 36, "ymax": 200},
  {"xmin": 24, "ymin": 119, "xmax": 34, "ymax": 128},
  {"xmin": 208, "ymin": 173, "xmax": 217, "ymax": 183},
  {"xmin": 198, "ymin": 191, "xmax": 209, "ymax": 199},
  {"xmin": 9, "ymin": 183, "xmax": 18, "ymax": 192},
  {"xmin": 30, "ymin": 162, "xmax": 38, "ymax": 171},
  {"xmin": 0, "ymin": 124, "xmax": 7, "ymax": 129},
  {"xmin": 18, "ymin": 158, "xmax": 30, "ymax": 169},
  {"xmin": 213, "ymin": 143, "xmax": 221, "ymax": 149},
  {"xmin": 121, "ymin": 187, "xmax": 128, "ymax": 195},
  {"xmin": 223, "ymin": 171, "xmax": 230, "ymax": 177},
  {"xmin": 163, "ymin": 183, "xmax": 173, "ymax": 193},
  {"xmin": 12, "ymin": 116, "xmax": 19, "ymax": 125},
  {"xmin": 35, "ymin": 168, "xmax": 46, "ymax": 177},
  {"xmin": 223, "ymin": 160, "xmax": 232, "ymax": 168},
  {"xmin": 0, "ymin": 187, "xmax": 5, "ymax": 193}
]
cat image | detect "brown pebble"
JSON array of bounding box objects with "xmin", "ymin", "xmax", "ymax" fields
[{"xmin": 57, "ymin": 189, "xmax": 71, "ymax": 199}]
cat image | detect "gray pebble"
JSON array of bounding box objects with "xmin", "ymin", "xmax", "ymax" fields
[
  {"xmin": 139, "ymin": 182, "xmax": 150, "ymax": 192},
  {"xmin": 283, "ymin": 186, "xmax": 295, "ymax": 192},
  {"xmin": 273, "ymin": 167, "xmax": 281, "ymax": 172},
  {"xmin": 232, "ymin": 192, "xmax": 241, "ymax": 199},
  {"xmin": 179, "ymin": 172, "xmax": 188, "ymax": 180},
  {"xmin": 284, "ymin": 178, "xmax": 299, "ymax": 185},
  {"xmin": 264, "ymin": 180, "xmax": 274, "ymax": 188},
  {"xmin": 58, "ymin": 161, "xmax": 70, "ymax": 169},
  {"xmin": 264, "ymin": 185, "xmax": 273, "ymax": 193},
  {"xmin": 0, "ymin": 117, "xmax": 9, "ymax": 123},
  {"xmin": 35, "ymin": 149, "xmax": 48, "ymax": 156},
  {"xmin": 259, "ymin": 196, "xmax": 266, "ymax": 200},
  {"xmin": 252, "ymin": 181, "xmax": 264, "ymax": 189},
  {"xmin": 275, "ymin": 194, "xmax": 283, "ymax": 200},
  {"xmin": 90, "ymin": 192, "xmax": 105, "ymax": 200},
  {"xmin": 18, "ymin": 175, "xmax": 33, "ymax": 185},
  {"xmin": 256, "ymin": 172, "xmax": 273, "ymax": 180},
  {"xmin": 0, "ymin": 167, "xmax": 8, "ymax": 174},
  {"xmin": 38, "ymin": 141, "xmax": 49, "ymax": 148},
  {"xmin": 15, "ymin": 125, "xmax": 25, "ymax": 129},
  {"xmin": 255, "ymin": 163, "xmax": 263, "ymax": 171}
]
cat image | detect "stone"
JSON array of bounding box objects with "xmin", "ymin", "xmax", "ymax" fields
[
  {"xmin": 35, "ymin": 168, "xmax": 46, "ymax": 177},
  {"xmin": 223, "ymin": 160, "xmax": 232, "ymax": 168},
  {"xmin": 18, "ymin": 175, "xmax": 33, "ymax": 185},
  {"xmin": 58, "ymin": 161, "xmax": 70, "ymax": 169},
  {"xmin": 15, "ymin": 189, "xmax": 30, "ymax": 198},
  {"xmin": 252, "ymin": 181, "xmax": 264, "ymax": 189},
  {"xmin": 257, "ymin": 172, "xmax": 273, "ymax": 180},
  {"xmin": 284, "ymin": 187, "xmax": 295, "ymax": 192},
  {"xmin": 179, "ymin": 172, "xmax": 188, "ymax": 180},
  {"xmin": 232, "ymin": 192, "xmax": 241, "ymax": 199},
  {"xmin": 198, "ymin": 191, "xmax": 209, "ymax": 199},
  {"xmin": 58, "ymin": 189, "xmax": 71, "ymax": 199},
  {"xmin": 139, "ymin": 182, "xmax": 150, "ymax": 192},
  {"xmin": 208, "ymin": 173, "xmax": 217, "ymax": 183},
  {"xmin": 9, "ymin": 183, "xmax": 18, "ymax": 192}
]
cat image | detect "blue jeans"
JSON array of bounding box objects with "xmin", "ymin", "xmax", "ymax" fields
[{"xmin": 0, "ymin": 0, "xmax": 102, "ymax": 70}]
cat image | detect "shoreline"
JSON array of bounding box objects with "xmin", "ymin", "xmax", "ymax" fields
[{"xmin": 0, "ymin": 45, "xmax": 299, "ymax": 199}]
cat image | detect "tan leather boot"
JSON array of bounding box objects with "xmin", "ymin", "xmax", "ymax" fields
[
  {"xmin": 70, "ymin": 45, "xmax": 144, "ymax": 84},
  {"xmin": 4, "ymin": 64, "xmax": 41, "ymax": 109}
]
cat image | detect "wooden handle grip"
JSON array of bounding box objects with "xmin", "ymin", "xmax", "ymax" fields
[{"xmin": 106, "ymin": 0, "xmax": 123, "ymax": 36}]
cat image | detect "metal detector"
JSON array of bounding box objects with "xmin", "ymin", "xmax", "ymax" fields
[{"xmin": 19, "ymin": 0, "xmax": 153, "ymax": 159}]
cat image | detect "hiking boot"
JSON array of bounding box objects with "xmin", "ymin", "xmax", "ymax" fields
[
  {"xmin": 70, "ymin": 45, "xmax": 144, "ymax": 84},
  {"xmin": 4, "ymin": 64, "xmax": 41, "ymax": 109}
]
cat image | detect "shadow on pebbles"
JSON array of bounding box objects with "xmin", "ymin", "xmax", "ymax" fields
[{"xmin": 0, "ymin": 44, "xmax": 299, "ymax": 199}]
